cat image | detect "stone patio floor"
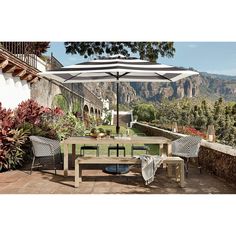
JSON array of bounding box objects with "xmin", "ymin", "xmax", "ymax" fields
[{"xmin": 0, "ymin": 162, "xmax": 236, "ymax": 194}]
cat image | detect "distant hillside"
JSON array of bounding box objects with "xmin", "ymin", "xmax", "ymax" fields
[
  {"xmin": 200, "ymin": 72, "xmax": 236, "ymax": 81},
  {"xmin": 84, "ymin": 71, "xmax": 236, "ymax": 105}
]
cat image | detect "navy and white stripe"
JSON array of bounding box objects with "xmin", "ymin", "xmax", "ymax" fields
[{"xmin": 38, "ymin": 54, "xmax": 198, "ymax": 83}]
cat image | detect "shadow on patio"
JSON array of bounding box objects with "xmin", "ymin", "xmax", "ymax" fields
[{"xmin": 0, "ymin": 154, "xmax": 236, "ymax": 194}]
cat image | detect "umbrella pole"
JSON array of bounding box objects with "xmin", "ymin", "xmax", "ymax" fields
[
  {"xmin": 104, "ymin": 73, "xmax": 129, "ymax": 175},
  {"xmin": 116, "ymin": 76, "xmax": 120, "ymax": 157}
]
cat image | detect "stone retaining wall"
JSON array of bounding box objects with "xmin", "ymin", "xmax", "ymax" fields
[
  {"xmin": 31, "ymin": 77, "xmax": 83, "ymax": 111},
  {"xmin": 133, "ymin": 122, "xmax": 236, "ymax": 184},
  {"xmin": 132, "ymin": 122, "xmax": 186, "ymax": 140}
]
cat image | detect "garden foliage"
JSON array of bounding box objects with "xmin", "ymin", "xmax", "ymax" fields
[
  {"xmin": 133, "ymin": 98, "xmax": 236, "ymax": 146},
  {"xmin": 0, "ymin": 99, "xmax": 85, "ymax": 171}
]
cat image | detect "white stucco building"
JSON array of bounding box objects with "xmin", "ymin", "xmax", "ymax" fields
[
  {"xmin": 0, "ymin": 56, "xmax": 46, "ymax": 109},
  {"xmin": 0, "ymin": 71, "xmax": 31, "ymax": 109}
]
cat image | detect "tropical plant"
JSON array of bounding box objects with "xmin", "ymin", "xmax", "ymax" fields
[
  {"xmin": 0, "ymin": 100, "xmax": 65, "ymax": 171},
  {"xmin": 88, "ymin": 115, "xmax": 97, "ymax": 129},
  {"xmin": 4, "ymin": 128, "xmax": 30, "ymax": 170},
  {"xmin": 103, "ymin": 109, "xmax": 112, "ymax": 125},
  {"xmin": 0, "ymin": 102, "xmax": 15, "ymax": 129},
  {"xmin": 15, "ymin": 99, "xmax": 45, "ymax": 126},
  {"xmin": 52, "ymin": 94, "xmax": 69, "ymax": 113},
  {"xmin": 96, "ymin": 117, "xmax": 103, "ymax": 126},
  {"xmin": 72, "ymin": 100, "xmax": 81, "ymax": 114},
  {"xmin": 51, "ymin": 113, "xmax": 85, "ymax": 140},
  {"xmin": 0, "ymin": 124, "xmax": 30, "ymax": 171}
]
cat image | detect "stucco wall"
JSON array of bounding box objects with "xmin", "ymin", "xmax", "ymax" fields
[
  {"xmin": 0, "ymin": 70, "xmax": 31, "ymax": 109},
  {"xmin": 31, "ymin": 77, "xmax": 83, "ymax": 111},
  {"xmin": 133, "ymin": 122, "xmax": 236, "ymax": 184}
]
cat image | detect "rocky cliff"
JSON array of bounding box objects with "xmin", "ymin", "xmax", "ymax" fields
[
  {"xmin": 84, "ymin": 72, "xmax": 236, "ymax": 104},
  {"xmin": 84, "ymin": 82, "xmax": 137, "ymax": 106}
]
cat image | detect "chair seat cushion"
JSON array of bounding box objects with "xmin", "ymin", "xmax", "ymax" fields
[
  {"xmin": 81, "ymin": 146, "xmax": 98, "ymax": 150},
  {"xmin": 132, "ymin": 146, "xmax": 148, "ymax": 150},
  {"xmin": 108, "ymin": 146, "xmax": 125, "ymax": 150}
]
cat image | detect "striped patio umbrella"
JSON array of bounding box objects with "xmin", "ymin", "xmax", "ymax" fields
[
  {"xmin": 38, "ymin": 54, "xmax": 198, "ymax": 134},
  {"xmin": 38, "ymin": 54, "xmax": 198, "ymax": 174}
]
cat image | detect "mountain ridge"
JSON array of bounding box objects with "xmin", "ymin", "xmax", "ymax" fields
[{"xmin": 84, "ymin": 71, "xmax": 236, "ymax": 105}]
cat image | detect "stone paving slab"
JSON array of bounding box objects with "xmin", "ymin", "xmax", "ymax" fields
[{"xmin": 0, "ymin": 165, "xmax": 236, "ymax": 194}]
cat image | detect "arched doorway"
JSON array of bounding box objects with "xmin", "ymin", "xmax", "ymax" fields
[
  {"xmin": 83, "ymin": 105, "xmax": 89, "ymax": 128},
  {"xmin": 90, "ymin": 107, "xmax": 94, "ymax": 115}
]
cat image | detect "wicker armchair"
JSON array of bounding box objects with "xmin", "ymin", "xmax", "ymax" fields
[
  {"xmin": 29, "ymin": 136, "xmax": 61, "ymax": 175},
  {"xmin": 172, "ymin": 136, "xmax": 202, "ymax": 176}
]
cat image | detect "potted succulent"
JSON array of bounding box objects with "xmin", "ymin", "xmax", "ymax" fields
[{"xmin": 90, "ymin": 127, "xmax": 106, "ymax": 139}]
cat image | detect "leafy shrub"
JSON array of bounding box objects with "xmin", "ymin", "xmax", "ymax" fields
[
  {"xmin": 133, "ymin": 103, "xmax": 156, "ymax": 122},
  {"xmin": 0, "ymin": 103, "xmax": 15, "ymax": 129},
  {"xmin": 0, "ymin": 103, "xmax": 30, "ymax": 171},
  {"xmin": 0, "ymin": 101, "xmax": 64, "ymax": 171},
  {"xmin": 15, "ymin": 99, "xmax": 45, "ymax": 126},
  {"xmin": 1, "ymin": 128, "xmax": 30, "ymax": 170},
  {"xmin": 72, "ymin": 100, "xmax": 81, "ymax": 114},
  {"xmin": 96, "ymin": 117, "xmax": 103, "ymax": 126},
  {"xmin": 51, "ymin": 113, "xmax": 85, "ymax": 140},
  {"xmin": 52, "ymin": 94, "xmax": 69, "ymax": 113},
  {"xmin": 103, "ymin": 111, "xmax": 112, "ymax": 125}
]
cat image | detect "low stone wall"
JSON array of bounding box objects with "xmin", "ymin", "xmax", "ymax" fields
[
  {"xmin": 133, "ymin": 122, "xmax": 236, "ymax": 184},
  {"xmin": 198, "ymin": 141, "xmax": 236, "ymax": 184},
  {"xmin": 132, "ymin": 122, "xmax": 186, "ymax": 140}
]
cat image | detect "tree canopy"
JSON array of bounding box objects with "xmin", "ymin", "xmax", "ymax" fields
[
  {"xmin": 64, "ymin": 42, "xmax": 175, "ymax": 62},
  {"xmin": 133, "ymin": 97, "xmax": 236, "ymax": 146}
]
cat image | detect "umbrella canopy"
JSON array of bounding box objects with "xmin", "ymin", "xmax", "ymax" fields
[
  {"xmin": 38, "ymin": 54, "xmax": 199, "ymax": 133},
  {"xmin": 38, "ymin": 54, "xmax": 198, "ymax": 83}
]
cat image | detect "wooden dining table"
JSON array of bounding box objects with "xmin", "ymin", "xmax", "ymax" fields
[{"xmin": 62, "ymin": 136, "xmax": 172, "ymax": 177}]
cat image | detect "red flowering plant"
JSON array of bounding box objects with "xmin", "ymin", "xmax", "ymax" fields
[
  {"xmin": 14, "ymin": 100, "xmax": 64, "ymax": 139},
  {"xmin": 0, "ymin": 103, "xmax": 29, "ymax": 171},
  {"xmin": 0, "ymin": 100, "xmax": 65, "ymax": 171},
  {"xmin": 183, "ymin": 126, "xmax": 207, "ymax": 139},
  {"xmin": 42, "ymin": 106, "xmax": 64, "ymax": 120},
  {"xmin": 14, "ymin": 99, "xmax": 45, "ymax": 126},
  {"xmin": 40, "ymin": 106, "xmax": 64, "ymax": 136}
]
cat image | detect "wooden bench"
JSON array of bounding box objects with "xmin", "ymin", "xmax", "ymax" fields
[{"xmin": 74, "ymin": 156, "xmax": 185, "ymax": 188}]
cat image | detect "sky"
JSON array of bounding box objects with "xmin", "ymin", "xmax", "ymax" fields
[{"xmin": 46, "ymin": 42, "xmax": 236, "ymax": 76}]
